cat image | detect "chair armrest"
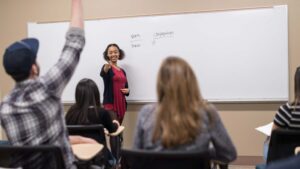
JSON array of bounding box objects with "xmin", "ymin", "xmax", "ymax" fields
[
  {"xmin": 72, "ymin": 143, "xmax": 103, "ymax": 160},
  {"xmin": 104, "ymin": 126, "xmax": 125, "ymax": 136}
]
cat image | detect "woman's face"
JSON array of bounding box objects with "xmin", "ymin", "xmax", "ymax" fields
[{"xmin": 107, "ymin": 46, "xmax": 120, "ymax": 63}]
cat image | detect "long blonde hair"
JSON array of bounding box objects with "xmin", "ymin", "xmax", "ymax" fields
[{"xmin": 152, "ymin": 56, "xmax": 208, "ymax": 148}]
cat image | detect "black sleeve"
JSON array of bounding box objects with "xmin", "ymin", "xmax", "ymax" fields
[
  {"xmin": 100, "ymin": 109, "xmax": 118, "ymax": 133},
  {"xmin": 100, "ymin": 64, "xmax": 109, "ymax": 78},
  {"xmin": 123, "ymin": 69, "xmax": 130, "ymax": 96}
]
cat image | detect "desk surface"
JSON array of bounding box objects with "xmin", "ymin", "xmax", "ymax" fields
[{"xmin": 71, "ymin": 143, "xmax": 103, "ymax": 160}]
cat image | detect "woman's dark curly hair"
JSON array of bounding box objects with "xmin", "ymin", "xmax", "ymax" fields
[{"xmin": 103, "ymin": 43, "xmax": 125, "ymax": 61}]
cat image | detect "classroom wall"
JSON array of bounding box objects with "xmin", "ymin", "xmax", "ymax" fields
[{"xmin": 1, "ymin": 0, "xmax": 300, "ymax": 157}]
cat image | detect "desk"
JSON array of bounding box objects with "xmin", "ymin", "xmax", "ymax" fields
[{"xmin": 71, "ymin": 143, "xmax": 103, "ymax": 160}]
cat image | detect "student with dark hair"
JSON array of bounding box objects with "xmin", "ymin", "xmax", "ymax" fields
[
  {"xmin": 66, "ymin": 78, "xmax": 120, "ymax": 168},
  {"xmin": 256, "ymin": 67, "xmax": 300, "ymax": 169},
  {"xmin": 0, "ymin": 0, "xmax": 95, "ymax": 168},
  {"xmin": 66, "ymin": 78, "xmax": 119, "ymax": 131},
  {"xmin": 100, "ymin": 43, "xmax": 130, "ymax": 124},
  {"xmin": 133, "ymin": 56, "xmax": 237, "ymax": 163},
  {"xmin": 260, "ymin": 66, "xmax": 300, "ymax": 166}
]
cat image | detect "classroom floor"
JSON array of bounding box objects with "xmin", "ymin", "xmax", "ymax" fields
[{"xmin": 230, "ymin": 165, "xmax": 255, "ymax": 169}]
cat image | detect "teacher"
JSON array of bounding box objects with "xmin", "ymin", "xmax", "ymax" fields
[{"xmin": 100, "ymin": 43, "xmax": 130, "ymax": 124}]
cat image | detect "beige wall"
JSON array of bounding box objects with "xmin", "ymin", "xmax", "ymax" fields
[{"xmin": 1, "ymin": 0, "xmax": 300, "ymax": 156}]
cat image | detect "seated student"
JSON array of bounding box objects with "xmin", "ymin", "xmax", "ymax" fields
[
  {"xmin": 256, "ymin": 67, "xmax": 300, "ymax": 169},
  {"xmin": 272, "ymin": 67, "xmax": 300, "ymax": 131},
  {"xmin": 66, "ymin": 78, "xmax": 119, "ymax": 131},
  {"xmin": 266, "ymin": 66, "xmax": 300, "ymax": 158},
  {"xmin": 133, "ymin": 56, "xmax": 237, "ymax": 163},
  {"xmin": 0, "ymin": 0, "xmax": 98, "ymax": 168},
  {"xmin": 65, "ymin": 78, "xmax": 120, "ymax": 168},
  {"xmin": 263, "ymin": 67, "xmax": 300, "ymax": 158}
]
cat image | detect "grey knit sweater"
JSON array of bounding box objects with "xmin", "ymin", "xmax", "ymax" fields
[{"xmin": 132, "ymin": 104, "xmax": 237, "ymax": 163}]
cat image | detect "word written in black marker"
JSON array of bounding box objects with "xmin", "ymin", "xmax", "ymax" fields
[
  {"xmin": 131, "ymin": 44, "xmax": 141, "ymax": 48},
  {"xmin": 130, "ymin": 33, "xmax": 142, "ymax": 48},
  {"xmin": 153, "ymin": 31, "xmax": 174, "ymax": 39}
]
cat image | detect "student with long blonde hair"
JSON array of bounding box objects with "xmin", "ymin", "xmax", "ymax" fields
[{"xmin": 133, "ymin": 56, "xmax": 237, "ymax": 163}]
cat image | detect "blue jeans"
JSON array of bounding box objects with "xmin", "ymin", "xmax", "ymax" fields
[
  {"xmin": 263, "ymin": 136, "xmax": 270, "ymax": 161},
  {"xmin": 0, "ymin": 140, "xmax": 10, "ymax": 145}
]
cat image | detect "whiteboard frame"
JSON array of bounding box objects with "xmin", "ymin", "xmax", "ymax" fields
[{"xmin": 28, "ymin": 5, "xmax": 289, "ymax": 103}]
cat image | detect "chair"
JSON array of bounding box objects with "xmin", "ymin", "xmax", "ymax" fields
[
  {"xmin": 0, "ymin": 145, "xmax": 65, "ymax": 169},
  {"xmin": 72, "ymin": 143, "xmax": 104, "ymax": 161},
  {"xmin": 121, "ymin": 148, "xmax": 211, "ymax": 169},
  {"xmin": 267, "ymin": 129, "xmax": 300, "ymax": 164},
  {"xmin": 266, "ymin": 154, "xmax": 300, "ymax": 169},
  {"xmin": 67, "ymin": 124, "xmax": 119, "ymax": 169},
  {"xmin": 67, "ymin": 124, "xmax": 107, "ymax": 145}
]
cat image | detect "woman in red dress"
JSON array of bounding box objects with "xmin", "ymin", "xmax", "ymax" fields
[{"xmin": 100, "ymin": 43, "xmax": 130, "ymax": 124}]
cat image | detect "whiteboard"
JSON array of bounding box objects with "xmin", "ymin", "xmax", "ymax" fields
[{"xmin": 28, "ymin": 5, "xmax": 288, "ymax": 103}]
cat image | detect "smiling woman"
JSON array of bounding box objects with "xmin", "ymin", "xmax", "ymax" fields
[{"xmin": 100, "ymin": 43, "xmax": 130, "ymax": 124}]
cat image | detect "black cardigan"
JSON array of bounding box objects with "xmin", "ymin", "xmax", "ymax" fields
[{"xmin": 100, "ymin": 65, "xmax": 129, "ymax": 106}]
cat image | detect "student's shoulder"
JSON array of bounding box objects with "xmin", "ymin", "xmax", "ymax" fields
[
  {"xmin": 278, "ymin": 102, "xmax": 293, "ymax": 112},
  {"xmin": 140, "ymin": 104, "xmax": 156, "ymax": 113},
  {"xmin": 203, "ymin": 103, "xmax": 218, "ymax": 115},
  {"xmin": 98, "ymin": 107, "xmax": 111, "ymax": 117},
  {"xmin": 97, "ymin": 107, "xmax": 106, "ymax": 113},
  {"xmin": 138, "ymin": 104, "xmax": 157, "ymax": 120},
  {"xmin": 201, "ymin": 103, "xmax": 221, "ymax": 123},
  {"xmin": 0, "ymin": 96, "xmax": 14, "ymax": 114},
  {"xmin": 66, "ymin": 104, "xmax": 77, "ymax": 114},
  {"xmin": 1, "ymin": 94, "xmax": 12, "ymax": 104}
]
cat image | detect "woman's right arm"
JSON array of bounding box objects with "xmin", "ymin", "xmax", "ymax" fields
[{"xmin": 100, "ymin": 64, "xmax": 111, "ymax": 77}]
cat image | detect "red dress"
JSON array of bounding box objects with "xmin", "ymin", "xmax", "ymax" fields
[{"xmin": 103, "ymin": 66, "xmax": 127, "ymax": 123}]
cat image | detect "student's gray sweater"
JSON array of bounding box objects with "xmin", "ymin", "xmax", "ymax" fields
[{"xmin": 132, "ymin": 104, "xmax": 237, "ymax": 163}]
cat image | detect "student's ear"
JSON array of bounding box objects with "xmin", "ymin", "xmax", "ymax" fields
[{"xmin": 30, "ymin": 63, "xmax": 40, "ymax": 77}]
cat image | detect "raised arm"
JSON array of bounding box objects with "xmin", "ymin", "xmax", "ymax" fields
[
  {"xmin": 41, "ymin": 0, "xmax": 85, "ymax": 97},
  {"xmin": 71, "ymin": 0, "xmax": 84, "ymax": 29}
]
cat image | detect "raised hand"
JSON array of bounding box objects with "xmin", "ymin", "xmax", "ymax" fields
[{"xmin": 103, "ymin": 63, "xmax": 112, "ymax": 73}]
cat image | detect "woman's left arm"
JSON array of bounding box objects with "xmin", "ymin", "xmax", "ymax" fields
[
  {"xmin": 209, "ymin": 109, "xmax": 237, "ymax": 163},
  {"xmin": 121, "ymin": 69, "xmax": 130, "ymax": 96}
]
